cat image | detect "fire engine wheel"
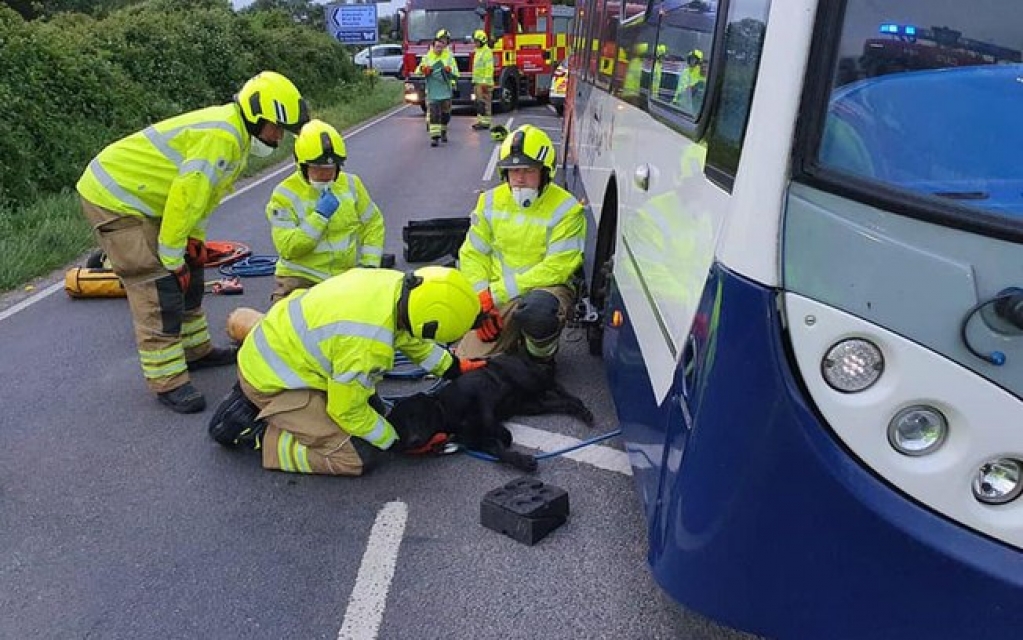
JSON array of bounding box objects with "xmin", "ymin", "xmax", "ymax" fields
[{"xmin": 496, "ymin": 77, "xmax": 518, "ymax": 113}]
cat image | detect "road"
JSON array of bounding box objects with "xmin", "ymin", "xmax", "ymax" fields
[{"xmin": 0, "ymin": 101, "xmax": 754, "ymax": 640}]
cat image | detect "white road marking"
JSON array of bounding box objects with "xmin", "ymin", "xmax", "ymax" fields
[
  {"xmin": 507, "ymin": 422, "xmax": 632, "ymax": 476},
  {"xmin": 337, "ymin": 501, "xmax": 409, "ymax": 640},
  {"xmin": 481, "ymin": 117, "xmax": 513, "ymax": 182},
  {"xmin": 0, "ymin": 105, "xmax": 410, "ymax": 322}
]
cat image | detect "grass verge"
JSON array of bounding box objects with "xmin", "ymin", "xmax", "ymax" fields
[{"xmin": 0, "ymin": 79, "xmax": 403, "ymax": 294}]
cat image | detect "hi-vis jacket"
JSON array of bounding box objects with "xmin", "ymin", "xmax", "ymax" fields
[
  {"xmin": 237, "ymin": 269, "xmax": 454, "ymax": 449},
  {"xmin": 420, "ymin": 48, "xmax": 459, "ymax": 102},
  {"xmin": 472, "ymin": 44, "xmax": 494, "ymax": 85},
  {"xmin": 267, "ymin": 171, "xmax": 385, "ymax": 283},
  {"xmin": 459, "ymin": 182, "xmax": 586, "ymax": 305},
  {"xmin": 76, "ymin": 104, "xmax": 248, "ymax": 272}
]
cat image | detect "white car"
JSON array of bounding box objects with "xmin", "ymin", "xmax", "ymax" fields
[{"xmin": 353, "ymin": 44, "xmax": 404, "ymax": 77}]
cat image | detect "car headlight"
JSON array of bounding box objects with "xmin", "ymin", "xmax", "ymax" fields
[{"xmin": 821, "ymin": 338, "xmax": 884, "ymax": 393}]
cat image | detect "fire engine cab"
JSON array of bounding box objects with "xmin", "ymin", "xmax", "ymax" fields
[{"xmin": 398, "ymin": 0, "xmax": 572, "ymax": 113}]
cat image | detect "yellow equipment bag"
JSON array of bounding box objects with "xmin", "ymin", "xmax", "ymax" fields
[{"xmin": 64, "ymin": 267, "xmax": 126, "ymax": 299}]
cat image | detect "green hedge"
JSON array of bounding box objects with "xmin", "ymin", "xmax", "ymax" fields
[{"xmin": 0, "ymin": 0, "xmax": 360, "ymax": 208}]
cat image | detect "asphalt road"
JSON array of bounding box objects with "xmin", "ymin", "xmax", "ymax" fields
[{"xmin": 0, "ymin": 100, "xmax": 755, "ymax": 640}]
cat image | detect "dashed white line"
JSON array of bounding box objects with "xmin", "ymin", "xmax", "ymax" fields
[
  {"xmin": 507, "ymin": 422, "xmax": 632, "ymax": 476},
  {"xmin": 337, "ymin": 501, "xmax": 409, "ymax": 640},
  {"xmin": 0, "ymin": 104, "xmax": 411, "ymax": 322}
]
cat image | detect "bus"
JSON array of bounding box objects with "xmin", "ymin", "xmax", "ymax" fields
[{"xmin": 562, "ymin": 0, "xmax": 1023, "ymax": 637}]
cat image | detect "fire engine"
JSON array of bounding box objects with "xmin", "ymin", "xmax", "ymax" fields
[{"xmin": 397, "ymin": 0, "xmax": 573, "ymax": 113}]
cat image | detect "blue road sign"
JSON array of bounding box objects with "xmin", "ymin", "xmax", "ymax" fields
[{"xmin": 326, "ymin": 4, "xmax": 379, "ymax": 45}]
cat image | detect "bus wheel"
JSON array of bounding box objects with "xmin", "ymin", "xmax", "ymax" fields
[{"xmin": 587, "ymin": 189, "xmax": 618, "ymax": 357}]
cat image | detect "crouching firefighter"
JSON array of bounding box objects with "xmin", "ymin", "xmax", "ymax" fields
[
  {"xmin": 76, "ymin": 71, "xmax": 309, "ymax": 413},
  {"xmin": 455, "ymin": 125, "xmax": 586, "ymax": 363},
  {"xmin": 471, "ymin": 29, "xmax": 494, "ymax": 130},
  {"xmin": 207, "ymin": 266, "xmax": 484, "ymax": 476}
]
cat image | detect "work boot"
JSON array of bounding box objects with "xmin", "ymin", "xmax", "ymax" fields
[
  {"xmin": 158, "ymin": 382, "xmax": 207, "ymax": 414},
  {"xmin": 187, "ymin": 346, "xmax": 238, "ymax": 371},
  {"xmin": 208, "ymin": 382, "xmax": 266, "ymax": 449},
  {"xmin": 430, "ymin": 137, "xmax": 440, "ymax": 147},
  {"xmin": 440, "ymin": 131, "xmax": 448, "ymax": 143}
]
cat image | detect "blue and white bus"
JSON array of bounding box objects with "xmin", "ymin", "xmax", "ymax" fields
[{"xmin": 562, "ymin": 0, "xmax": 1023, "ymax": 637}]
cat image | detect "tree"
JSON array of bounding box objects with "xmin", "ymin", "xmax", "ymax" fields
[{"xmin": 241, "ymin": 0, "xmax": 325, "ymax": 31}]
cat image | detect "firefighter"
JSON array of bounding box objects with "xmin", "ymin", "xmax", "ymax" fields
[
  {"xmin": 471, "ymin": 29, "xmax": 494, "ymax": 130},
  {"xmin": 455, "ymin": 125, "xmax": 586, "ymax": 363},
  {"xmin": 419, "ymin": 29, "xmax": 459, "ymax": 147},
  {"xmin": 266, "ymin": 119, "xmax": 385, "ymax": 303},
  {"xmin": 673, "ymin": 48, "xmax": 706, "ymax": 113},
  {"xmin": 208, "ymin": 266, "xmax": 484, "ymax": 476},
  {"xmin": 76, "ymin": 71, "xmax": 309, "ymax": 414}
]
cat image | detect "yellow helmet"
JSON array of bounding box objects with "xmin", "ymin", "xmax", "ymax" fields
[
  {"xmin": 490, "ymin": 124, "xmax": 509, "ymax": 141},
  {"xmin": 687, "ymin": 49, "xmax": 705, "ymax": 65},
  {"xmin": 294, "ymin": 119, "xmax": 346, "ymax": 167},
  {"xmin": 236, "ymin": 71, "xmax": 309, "ymax": 134},
  {"xmin": 435, "ymin": 29, "xmax": 451, "ymax": 42},
  {"xmin": 497, "ymin": 125, "xmax": 556, "ymax": 179},
  {"xmin": 473, "ymin": 29, "xmax": 488, "ymax": 46},
  {"xmin": 404, "ymin": 266, "xmax": 480, "ymax": 343}
]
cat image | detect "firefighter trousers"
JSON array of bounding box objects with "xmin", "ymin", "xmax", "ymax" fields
[
  {"xmin": 427, "ymin": 99, "xmax": 452, "ymax": 139},
  {"xmin": 81, "ymin": 198, "xmax": 212, "ymax": 393},
  {"xmin": 239, "ymin": 374, "xmax": 366, "ymax": 476},
  {"xmin": 270, "ymin": 275, "xmax": 318, "ymax": 304},
  {"xmin": 455, "ymin": 285, "xmax": 574, "ymax": 360},
  {"xmin": 474, "ymin": 83, "xmax": 493, "ymax": 126}
]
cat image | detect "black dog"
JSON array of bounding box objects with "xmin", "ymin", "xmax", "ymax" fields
[{"xmin": 387, "ymin": 353, "xmax": 594, "ymax": 472}]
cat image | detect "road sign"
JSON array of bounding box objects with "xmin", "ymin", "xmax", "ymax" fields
[{"xmin": 326, "ymin": 4, "xmax": 379, "ymax": 45}]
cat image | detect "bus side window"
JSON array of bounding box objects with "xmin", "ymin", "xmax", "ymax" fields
[
  {"xmin": 649, "ymin": 3, "xmax": 715, "ymax": 118},
  {"xmin": 704, "ymin": 0, "xmax": 771, "ymax": 187}
]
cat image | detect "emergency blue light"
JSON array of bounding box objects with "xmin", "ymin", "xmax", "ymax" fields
[
  {"xmin": 904, "ymin": 25, "xmax": 917, "ymax": 36},
  {"xmin": 880, "ymin": 23, "xmax": 899, "ymax": 34}
]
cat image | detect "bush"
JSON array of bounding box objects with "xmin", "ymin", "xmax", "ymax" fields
[{"xmin": 0, "ymin": 1, "xmax": 362, "ymax": 208}]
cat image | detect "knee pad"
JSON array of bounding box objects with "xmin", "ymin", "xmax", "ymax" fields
[{"xmin": 514, "ymin": 289, "xmax": 562, "ymax": 340}]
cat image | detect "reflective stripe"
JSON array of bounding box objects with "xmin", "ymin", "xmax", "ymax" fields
[
  {"xmin": 358, "ymin": 201, "xmax": 376, "ymax": 224},
  {"xmin": 278, "ymin": 431, "xmax": 299, "ymax": 472},
  {"xmin": 363, "ymin": 414, "xmax": 395, "ymax": 448},
  {"xmin": 139, "ymin": 343, "xmax": 187, "ymax": 379},
  {"xmin": 87, "ymin": 160, "xmax": 157, "ymax": 217},
  {"xmin": 320, "ymin": 236, "xmax": 353, "ymax": 253},
  {"xmin": 181, "ymin": 317, "xmax": 211, "ymax": 349},
  {"xmin": 418, "ymin": 345, "xmax": 447, "ymax": 372},
  {"xmin": 547, "ymin": 236, "xmax": 584, "ymax": 254},
  {"xmin": 276, "ymin": 187, "xmax": 322, "ymax": 239},
  {"xmin": 141, "ymin": 360, "xmax": 188, "ymax": 379},
  {"xmin": 251, "ymin": 324, "xmax": 307, "ymax": 388},
  {"xmin": 467, "ymin": 230, "xmax": 491, "ymax": 254},
  {"xmin": 545, "ymin": 198, "xmax": 578, "ymax": 234},
  {"xmin": 333, "ymin": 370, "xmax": 374, "ymax": 388},
  {"xmin": 471, "ymin": 279, "xmax": 489, "ymax": 294},
  {"xmin": 501, "ymin": 261, "xmax": 521, "ymax": 299},
  {"xmin": 180, "ymin": 158, "xmax": 220, "ymax": 186},
  {"xmin": 159, "ymin": 242, "xmax": 185, "ymax": 269},
  {"xmin": 360, "ymin": 245, "xmax": 383, "ymax": 258},
  {"xmin": 295, "ymin": 439, "xmax": 312, "ymax": 473},
  {"xmin": 288, "ymin": 299, "xmax": 333, "ymax": 373},
  {"xmin": 277, "ymin": 258, "xmax": 330, "ymax": 282},
  {"xmin": 143, "ymin": 126, "xmax": 184, "ymax": 166}
]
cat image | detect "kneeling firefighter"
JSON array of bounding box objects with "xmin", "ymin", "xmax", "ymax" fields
[
  {"xmin": 208, "ymin": 266, "xmax": 485, "ymax": 476},
  {"xmin": 266, "ymin": 119, "xmax": 385, "ymax": 302},
  {"xmin": 454, "ymin": 125, "xmax": 586, "ymax": 362}
]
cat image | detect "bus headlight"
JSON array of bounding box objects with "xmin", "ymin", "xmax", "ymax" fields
[
  {"xmin": 973, "ymin": 459, "xmax": 1023, "ymax": 505},
  {"xmin": 821, "ymin": 338, "xmax": 883, "ymax": 393},
  {"xmin": 887, "ymin": 405, "xmax": 947, "ymax": 456}
]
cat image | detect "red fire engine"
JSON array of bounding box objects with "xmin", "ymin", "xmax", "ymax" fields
[{"xmin": 397, "ymin": 0, "xmax": 572, "ymax": 113}]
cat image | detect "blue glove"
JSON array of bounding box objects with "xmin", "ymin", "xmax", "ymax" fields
[{"xmin": 314, "ymin": 189, "xmax": 340, "ymax": 219}]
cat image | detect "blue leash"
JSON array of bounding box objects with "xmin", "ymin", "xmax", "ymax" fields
[
  {"xmin": 218, "ymin": 255, "xmax": 278, "ymax": 277},
  {"xmin": 461, "ymin": 429, "xmax": 623, "ymax": 462}
]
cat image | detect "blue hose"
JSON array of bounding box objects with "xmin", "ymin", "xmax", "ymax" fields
[
  {"xmin": 461, "ymin": 428, "xmax": 623, "ymax": 462},
  {"xmin": 218, "ymin": 255, "xmax": 278, "ymax": 277}
]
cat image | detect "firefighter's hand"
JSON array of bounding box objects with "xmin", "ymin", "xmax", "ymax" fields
[
  {"xmin": 171, "ymin": 265, "xmax": 191, "ymax": 293},
  {"xmin": 444, "ymin": 66, "xmax": 452, "ymax": 74},
  {"xmin": 185, "ymin": 238, "xmax": 207, "ymax": 267},
  {"xmin": 314, "ymin": 189, "xmax": 340, "ymax": 219},
  {"xmin": 422, "ymin": 65, "xmax": 433, "ymax": 76},
  {"xmin": 475, "ymin": 309, "xmax": 503, "ymax": 343}
]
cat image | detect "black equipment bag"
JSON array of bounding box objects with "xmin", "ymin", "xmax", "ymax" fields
[{"xmin": 402, "ymin": 217, "xmax": 471, "ymax": 263}]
